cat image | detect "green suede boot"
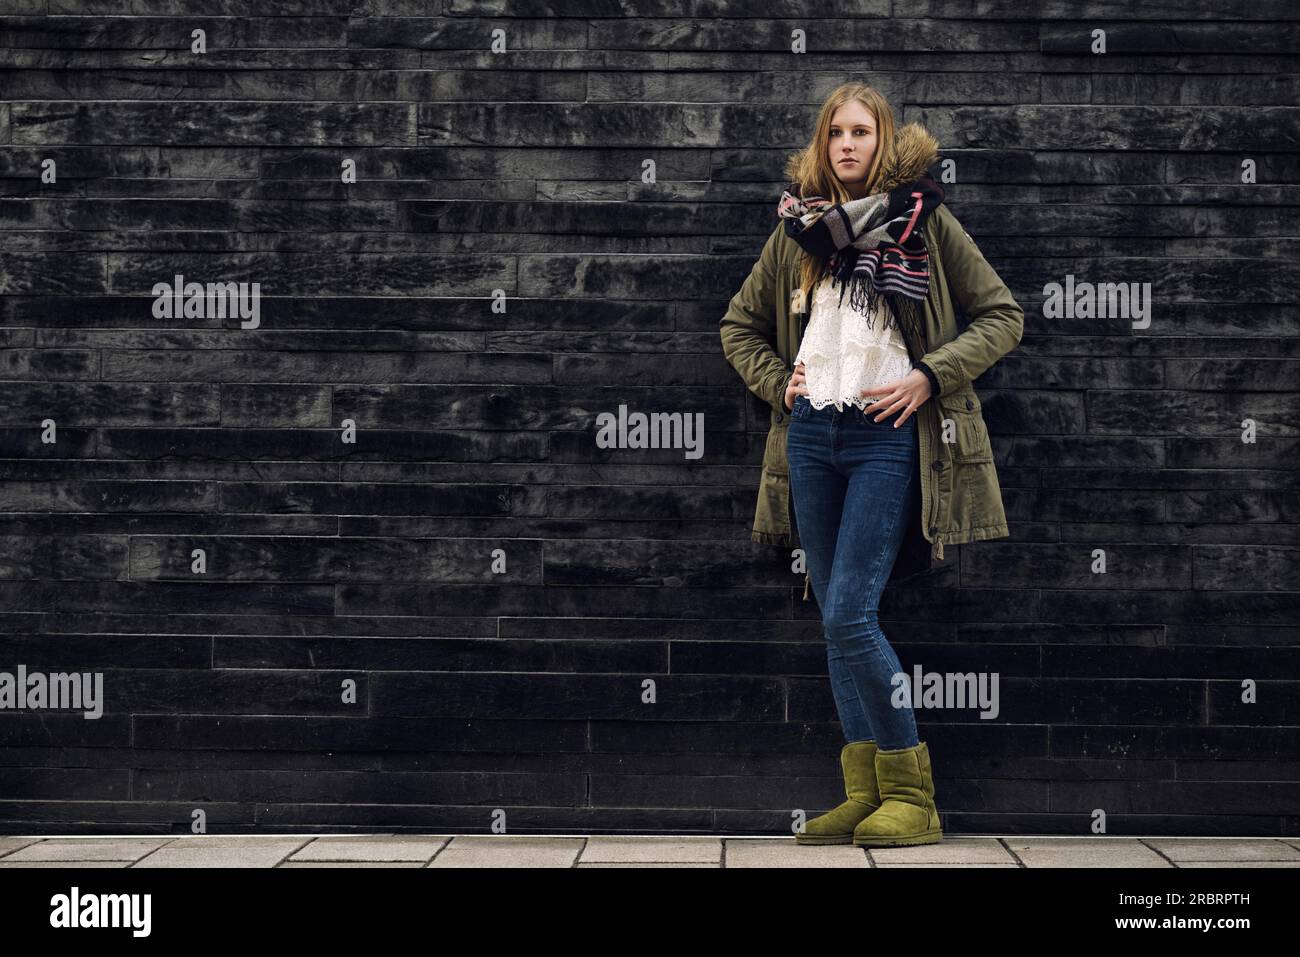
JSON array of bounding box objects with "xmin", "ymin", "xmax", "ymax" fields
[
  {"xmin": 795, "ymin": 741, "xmax": 880, "ymax": 845},
  {"xmin": 852, "ymin": 741, "xmax": 942, "ymax": 847}
]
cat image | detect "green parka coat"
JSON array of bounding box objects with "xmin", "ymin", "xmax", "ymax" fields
[{"xmin": 719, "ymin": 137, "xmax": 1023, "ymax": 593}]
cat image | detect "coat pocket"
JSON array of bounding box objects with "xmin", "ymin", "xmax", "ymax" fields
[
  {"xmin": 937, "ymin": 390, "xmax": 993, "ymax": 464},
  {"xmin": 755, "ymin": 466, "xmax": 792, "ymax": 539},
  {"xmin": 763, "ymin": 422, "xmax": 789, "ymax": 475}
]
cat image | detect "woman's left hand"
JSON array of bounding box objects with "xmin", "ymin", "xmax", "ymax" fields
[{"xmin": 860, "ymin": 369, "xmax": 933, "ymax": 428}]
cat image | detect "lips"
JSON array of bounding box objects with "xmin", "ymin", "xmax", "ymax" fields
[{"xmin": 838, "ymin": 159, "xmax": 857, "ymax": 165}]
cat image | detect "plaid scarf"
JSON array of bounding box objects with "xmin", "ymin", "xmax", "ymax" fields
[{"xmin": 777, "ymin": 174, "xmax": 946, "ymax": 329}]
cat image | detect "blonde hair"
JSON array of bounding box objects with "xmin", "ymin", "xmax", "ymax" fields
[{"xmin": 781, "ymin": 84, "xmax": 899, "ymax": 312}]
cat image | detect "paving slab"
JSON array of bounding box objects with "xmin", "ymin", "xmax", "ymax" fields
[
  {"xmin": 0, "ymin": 860, "xmax": 129, "ymax": 868},
  {"xmin": 579, "ymin": 836, "xmax": 721, "ymax": 864},
  {"xmin": 131, "ymin": 837, "xmax": 309, "ymax": 868},
  {"xmin": 724, "ymin": 838, "xmax": 871, "ymax": 867},
  {"xmin": 1177, "ymin": 860, "xmax": 1300, "ymax": 868},
  {"xmin": 1002, "ymin": 838, "xmax": 1172, "ymax": 868},
  {"xmin": 869, "ymin": 838, "xmax": 1018, "ymax": 865},
  {"xmin": 429, "ymin": 836, "xmax": 584, "ymax": 867},
  {"xmin": 1144, "ymin": 839, "xmax": 1300, "ymax": 863},
  {"xmin": 3, "ymin": 839, "xmax": 174, "ymax": 863},
  {"xmin": 0, "ymin": 837, "xmax": 43, "ymax": 859},
  {"xmin": 280, "ymin": 861, "xmax": 426, "ymax": 868},
  {"xmin": 289, "ymin": 836, "xmax": 451, "ymax": 863},
  {"xmin": 578, "ymin": 862, "xmax": 719, "ymax": 867},
  {"xmin": 878, "ymin": 862, "xmax": 1022, "ymax": 867}
]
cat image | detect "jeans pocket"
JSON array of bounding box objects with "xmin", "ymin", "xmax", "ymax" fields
[
  {"xmin": 791, "ymin": 395, "xmax": 811, "ymax": 420},
  {"xmin": 858, "ymin": 401, "xmax": 891, "ymax": 424},
  {"xmin": 860, "ymin": 401, "xmax": 914, "ymax": 428}
]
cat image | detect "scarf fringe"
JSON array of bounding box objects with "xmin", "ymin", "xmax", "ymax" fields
[
  {"xmin": 845, "ymin": 271, "xmax": 890, "ymax": 330},
  {"xmin": 824, "ymin": 262, "xmax": 921, "ymax": 344}
]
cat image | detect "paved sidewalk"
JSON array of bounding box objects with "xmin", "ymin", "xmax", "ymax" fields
[{"xmin": 2, "ymin": 835, "xmax": 1299, "ymax": 867}]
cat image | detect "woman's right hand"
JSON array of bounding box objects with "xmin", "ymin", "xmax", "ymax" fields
[{"xmin": 783, "ymin": 362, "xmax": 808, "ymax": 411}]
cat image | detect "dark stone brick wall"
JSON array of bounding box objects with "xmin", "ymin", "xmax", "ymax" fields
[{"xmin": 0, "ymin": 2, "xmax": 1296, "ymax": 836}]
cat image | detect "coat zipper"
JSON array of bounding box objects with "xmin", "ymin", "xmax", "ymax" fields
[
  {"xmin": 922, "ymin": 230, "xmax": 941, "ymax": 556},
  {"xmin": 795, "ymin": 272, "xmax": 810, "ymax": 603}
]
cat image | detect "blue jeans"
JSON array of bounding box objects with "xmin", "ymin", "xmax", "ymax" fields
[{"xmin": 786, "ymin": 393, "xmax": 921, "ymax": 750}]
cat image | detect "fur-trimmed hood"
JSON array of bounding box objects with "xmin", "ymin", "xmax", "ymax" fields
[{"xmin": 876, "ymin": 121, "xmax": 941, "ymax": 192}]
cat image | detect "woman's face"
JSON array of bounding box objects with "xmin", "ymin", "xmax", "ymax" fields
[{"xmin": 826, "ymin": 101, "xmax": 877, "ymax": 199}]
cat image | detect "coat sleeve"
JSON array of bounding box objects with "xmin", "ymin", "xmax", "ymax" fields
[
  {"xmin": 917, "ymin": 206, "xmax": 1023, "ymax": 396},
  {"xmin": 719, "ymin": 222, "xmax": 791, "ymax": 416}
]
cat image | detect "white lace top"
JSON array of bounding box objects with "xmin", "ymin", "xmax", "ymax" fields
[{"xmin": 794, "ymin": 276, "xmax": 914, "ymax": 412}]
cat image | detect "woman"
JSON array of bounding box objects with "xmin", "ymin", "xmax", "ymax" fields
[{"xmin": 719, "ymin": 84, "xmax": 1023, "ymax": 848}]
